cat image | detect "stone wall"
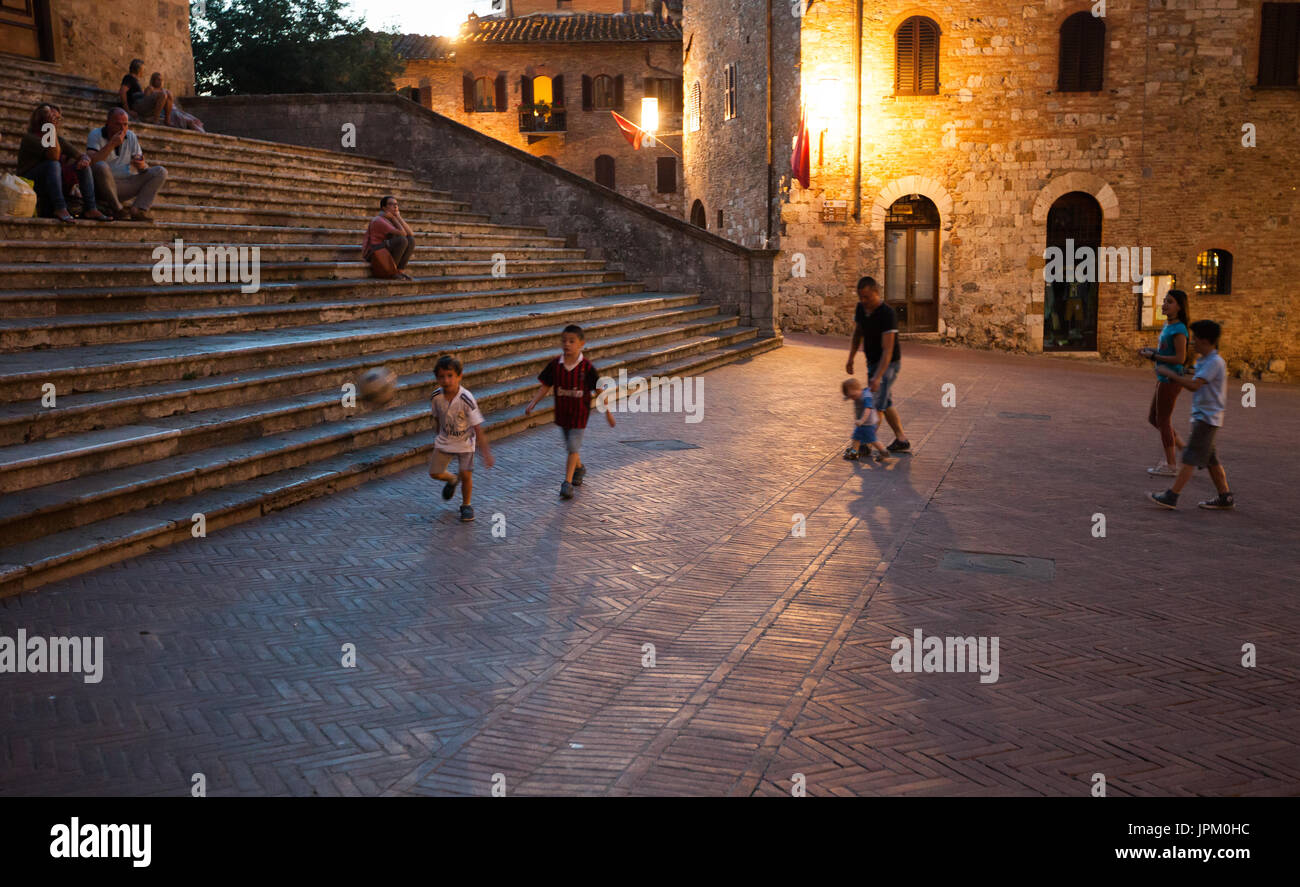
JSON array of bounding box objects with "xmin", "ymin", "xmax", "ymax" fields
[
  {"xmin": 693, "ymin": 0, "xmax": 1297, "ymax": 381},
  {"xmin": 397, "ymin": 41, "xmax": 684, "ymax": 217},
  {"xmin": 54, "ymin": 0, "xmax": 195, "ymax": 95},
  {"xmin": 183, "ymin": 92, "xmax": 777, "ymax": 335}
]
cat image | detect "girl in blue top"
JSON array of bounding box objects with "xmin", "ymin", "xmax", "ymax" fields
[{"xmin": 1138, "ymin": 289, "xmax": 1190, "ymax": 477}]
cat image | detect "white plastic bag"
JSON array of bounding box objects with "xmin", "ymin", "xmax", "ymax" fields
[{"xmin": 1, "ymin": 173, "xmax": 37, "ymax": 218}]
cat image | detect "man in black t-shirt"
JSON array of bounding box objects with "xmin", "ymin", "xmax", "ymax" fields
[
  {"xmin": 118, "ymin": 58, "xmax": 171, "ymax": 123},
  {"xmin": 846, "ymin": 276, "xmax": 911, "ymax": 453}
]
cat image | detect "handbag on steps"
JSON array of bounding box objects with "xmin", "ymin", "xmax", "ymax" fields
[{"xmin": 368, "ymin": 246, "xmax": 399, "ymax": 279}]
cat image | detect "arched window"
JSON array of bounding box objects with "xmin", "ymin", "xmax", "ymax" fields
[
  {"xmin": 1058, "ymin": 11, "xmax": 1106, "ymax": 92},
  {"xmin": 591, "ymin": 74, "xmax": 619, "ymax": 110},
  {"xmin": 595, "ymin": 155, "xmax": 616, "ymax": 189},
  {"xmin": 1196, "ymin": 249, "xmax": 1233, "ymax": 295},
  {"xmin": 895, "ymin": 16, "xmax": 939, "ymax": 95},
  {"xmin": 687, "ymin": 81, "xmax": 702, "ymax": 132},
  {"xmin": 690, "ymin": 199, "xmax": 706, "ymax": 228},
  {"xmin": 1044, "ymin": 191, "xmax": 1103, "ymax": 351},
  {"xmin": 474, "ymin": 76, "xmax": 497, "ymax": 112}
]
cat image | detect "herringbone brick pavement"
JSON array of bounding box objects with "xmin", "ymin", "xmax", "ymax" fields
[{"xmin": 2, "ymin": 337, "xmax": 1297, "ymax": 796}]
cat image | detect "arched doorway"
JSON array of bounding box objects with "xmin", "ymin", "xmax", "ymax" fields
[
  {"xmin": 884, "ymin": 195, "xmax": 940, "ymax": 332},
  {"xmin": 1045, "ymin": 191, "xmax": 1102, "ymax": 351},
  {"xmin": 690, "ymin": 199, "xmax": 706, "ymax": 228}
]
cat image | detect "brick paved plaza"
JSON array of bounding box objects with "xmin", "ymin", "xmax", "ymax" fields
[{"xmin": 2, "ymin": 337, "xmax": 1297, "ymax": 797}]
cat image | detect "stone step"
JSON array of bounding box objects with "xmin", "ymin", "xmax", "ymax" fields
[
  {"xmin": 0, "ymin": 217, "xmax": 558, "ymax": 245},
  {"xmin": 0, "ymin": 333, "xmax": 782, "ymax": 597},
  {"xmin": 0, "ymin": 312, "xmax": 737, "ymax": 490},
  {"xmin": 0, "ymin": 142, "xmax": 445, "ymax": 201},
  {"xmin": 0, "ymin": 94, "xmax": 421, "ymax": 180},
  {"xmin": 0, "ymin": 304, "xmax": 721, "ymax": 447},
  {"xmin": 0, "ymin": 274, "xmax": 640, "ymax": 349},
  {"xmin": 21, "ymin": 200, "xmax": 492, "ymax": 230},
  {"xmin": 0, "ymin": 326, "xmax": 763, "ymax": 548},
  {"xmin": 1, "ymin": 239, "xmax": 586, "ymax": 265},
  {"xmin": 0, "ymin": 256, "xmax": 610, "ymax": 293},
  {"xmin": 0, "ymin": 291, "xmax": 698, "ymax": 400}
]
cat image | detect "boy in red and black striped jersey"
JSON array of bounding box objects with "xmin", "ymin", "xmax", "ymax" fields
[{"xmin": 524, "ymin": 324, "xmax": 615, "ymax": 499}]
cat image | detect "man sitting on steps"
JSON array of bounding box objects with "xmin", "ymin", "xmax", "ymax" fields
[
  {"xmin": 86, "ymin": 108, "xmax": 167, "ymax": 222},
  {"xmin": 362, "ymin": 196, "xmax": 415, "ymax": 280}
]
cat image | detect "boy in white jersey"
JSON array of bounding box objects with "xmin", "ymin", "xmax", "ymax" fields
[{"xmin": 429, "ymin": 355, "xmax": 494, "ymax": 522}]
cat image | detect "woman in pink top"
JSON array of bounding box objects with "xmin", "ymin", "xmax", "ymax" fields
[{"xmin": 362, "ymin": 196, "xmax": 415, "ymax": 280}]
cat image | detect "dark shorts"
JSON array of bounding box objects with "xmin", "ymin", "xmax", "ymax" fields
[
  {"xmin": 853, "ymin": 423, "xmax": 878, "ymax": 444},
  {"xmin": 1182, "ymin": 420, "xmax": 1221, "ymax": 469},
  {"xmin": 868, "ymin": 362, "xmax": 899, "ymax": 411}
]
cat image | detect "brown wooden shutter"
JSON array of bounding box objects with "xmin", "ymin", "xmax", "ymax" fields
[
  {"xmin": 1080, "ymin": 18, "xmax": 1104, "ymax": 91},
  {"xmin": 918, "ymin": 19, "xmax": 938, "ymax": 94},
  {"xmin": 521, "ymin": 75, "xmax": 534, "ymax": 107},
  {"xmin": 896, "ymin": 19, "xmax": 917, "ymax": 94},
  {"xmin": 1259, "ymin": 3, "xmax": 1300, "ymax": 86},
  {"xmin": 495, "ymin": 74, "xmax": 508, "ymax": 111},
  {"xmin": 674, "ymin": 77, "xmax": 684, "ymax": 112},
  {"xmin": 463, "ymin": 74, "xmax": 475, "ymax": 112},
  {"xmin": 553, "ymin": 74, "xmax": 565, "ymax": 107},
  {"xmin": 614, "ymin": 74, "xmax": 625, "ymax": 110},
  {"xmin": 582, "ymin": 74, "xmax": 593, "ymax": 110}
]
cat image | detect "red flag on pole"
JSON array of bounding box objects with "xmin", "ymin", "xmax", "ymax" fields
[
  {"xmin": 791, "ymin": 104, "xmax": 811, "ymax": 188},
  {"xmin": 611, "ymin": 111, "xmax": 645, "ymax": 150}
]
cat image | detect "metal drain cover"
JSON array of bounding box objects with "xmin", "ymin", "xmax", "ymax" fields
[
  {"xmin": 940, "ymin": 550, "xmax": 1055, "ymax": 581},
  {"xmin": 998, "ymin": 412, "xmax": 1052, "ymax": 421},
  {"xmin": 622, "ymin": 439, "xmax": 701, "ymax": 451}
]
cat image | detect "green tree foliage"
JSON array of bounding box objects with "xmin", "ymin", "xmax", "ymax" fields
[{"xmin": 192, "ymin": 0, "xmax": 402, "ymax": 95}]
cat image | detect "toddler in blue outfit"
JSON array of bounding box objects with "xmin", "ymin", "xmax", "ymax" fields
[{"xmin": 842, "ymin": 378, "xmax": 893, "ymax": 463}]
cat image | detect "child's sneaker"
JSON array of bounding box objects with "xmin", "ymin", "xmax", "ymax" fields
[
  {"xmin": 441, "ymin": 477, "xmax": 459, "ymax": 500},
  {"xmin": 1146, "ymin": 463, "xmax": 1177, "ymax": 477},
  {"xmin": 572, "ymin": 464, "xmax": 586, "ymax": 486},
  {"xmin": 1148, "ymin": 489, "xmax": 1179, "ymax": 509},
  {"xmin": 459, "ymin": 504, "xmax": 475, "ymax": 522},
  {"xmin": 842, "ymin": 447, "xmax": 860, "ymax": 461},
  {"xmin": 1198, "ymin": 493, "xmax": 1235, "ymax": 510},
  {"xmin": 560, "ymin": 481, "xmax": 574, "ymax": 499}
]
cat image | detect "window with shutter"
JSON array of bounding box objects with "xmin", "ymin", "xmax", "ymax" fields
[
  {"xmin": 656, "ymin": 157, "xmax": 676, "ymax": 193},
  {"xmin": 895, "ymin": 17, "xmax": 939, "ymax": 96},
  {"xmin": 1258, "ymin": 3, "xmax": 1300, "ymax": 87},
  {"xmin": 462, "ymin": 74, "xmax": 475, "ymax": 113},
  {"xmin": 1196, "ymin": 250, "xmax": 1234, "ymax": 295},
  {"xmin": 595, "ymin": 155, "xmax": 616, "ymax": 189},
  {"xmin": 724, "ymin": 63, "xmax": 738, "ymax": 119},
  {"xmin": 474, "ymin": 77, "xmax": 496, "ymax": 112},
  {"xmin": 592, "ymin": 74, "xmax": 616, "ymax": 109},
  {"xmin": 1058, "ymin": 12, "xmax": 1105, "ymax": 92},
  {"xmin": 687, "ymin": 80, "xmax": 702, "ymax": 132}
]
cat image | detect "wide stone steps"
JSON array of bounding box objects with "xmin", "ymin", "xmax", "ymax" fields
[
  {"xmin": 0, "ymin": 332, "xmax": 779, "ymax": 597},
  {"xmin": 0, "ymin": 240, "xmax": 584, "ymax": 264},
  {"xmin": 0, "ymin": 255, "xmax": 611, "ymax": 291},
  {"xmin": 0, "ymin": 304, "xmax": 722, "ymax": 448},
  {"xmin": 0, "ymin": 323, "xmax": 761, "ymax": 545},
  {"xmin": 0, "ymin": 311, "xmax": 738, "ymax": 491},
  {"xmin": 0, "ymin": 276, "xmax": 643, "ymax": 349},
  {"xmin": 0, "ymin": 55, "xmax": 785, "ymax": 595},
  {"xmin": 0, "ymin": 292, "xmax": 697, "ymax": 399},
  {"xmin": 0, "ymin": 218, "xmax": 559, "ymax": 244}
]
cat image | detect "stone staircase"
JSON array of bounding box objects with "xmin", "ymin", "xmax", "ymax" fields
[{"xmin": 0, "ymin": 54, "xmax": 781, "ymax": 595}]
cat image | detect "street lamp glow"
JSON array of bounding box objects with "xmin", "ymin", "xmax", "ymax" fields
[{"xmin": 641, "ymin": 97, "xmax": 659, "ymax": 135}]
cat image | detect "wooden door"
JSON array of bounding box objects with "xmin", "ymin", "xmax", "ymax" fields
[{"xmin": 0, "ymin": 0, "xmax": 52, "ymax": 60}]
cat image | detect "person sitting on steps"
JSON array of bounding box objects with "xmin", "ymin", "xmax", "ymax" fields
[
  {"xmin": 86, "ymin": 108, "xmax": 168, "ymax": 222},
  {"xmin": 15, "ymin": 103, "xmax": 108, "ymax": 222},
  {"xmin": 362, "ymin": 196, "xmax": 415, "ymax": 280},
  {"xmin": 147, "ymin": 72, "xmax": 205, "ymax": 132},
  {"xmin": 118, "ymin": 58, "xmax": 172, "ymax": 124}
]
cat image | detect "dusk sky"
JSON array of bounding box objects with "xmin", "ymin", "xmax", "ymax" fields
[{"xmin": 345, "ymin": 0, "xmax": 496, "ymax": 36}]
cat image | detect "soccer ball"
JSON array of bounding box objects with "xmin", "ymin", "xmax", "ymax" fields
[{"xmin": 358, "ymin": 366, "xmax": 397, "ymax": 405}]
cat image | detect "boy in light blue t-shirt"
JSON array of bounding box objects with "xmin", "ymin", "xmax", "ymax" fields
[{"xmin": 1148, "ymin": 320, "xmax": 1234, "ymax": 511}]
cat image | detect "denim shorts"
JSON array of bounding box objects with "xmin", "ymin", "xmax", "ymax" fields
[
  {"xmin": 561, "ymin": 426, "xmax": 585, "ymax": 454},
  {"xmin": 868, "ymin": 362, "xmax": 899, "ymax": 411}
]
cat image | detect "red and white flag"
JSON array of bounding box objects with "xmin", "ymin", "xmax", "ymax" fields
[
  {"xmin": 611, "ymin": 111, "xmax": 645, "ymax": 150},
  {"xmin": 791, "ymin": 104, "xmax": 811, "ymax": 188}
]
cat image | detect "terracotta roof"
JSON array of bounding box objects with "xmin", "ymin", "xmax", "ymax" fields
[
  {"xmin": 393, "ymin": 34, "xmax": 456, "ymax": 60},
  {"xmin": 460, "ymin": 13, "xmax": 682, "ymax": 44}
]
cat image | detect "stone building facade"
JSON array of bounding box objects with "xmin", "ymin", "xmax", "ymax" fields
[
  {"xmin": 683, "ymin": 0, "xmax": 1298, "ymax": 380},
  {"xmin": 2, "ymin": 0, "xmax": 194, "ymax": 94},
  {"xmin": 394, "ymin": 2, "xmax": 686, "ymax": 216}
]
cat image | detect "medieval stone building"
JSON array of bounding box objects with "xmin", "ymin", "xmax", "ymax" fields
[
  {"xmin": 394, "ymin": 1, "xmax": 686, "ymax": 216},
  {"xmin": 683, "ymin": 0, "xmax": 1298, "ymax": 379}
]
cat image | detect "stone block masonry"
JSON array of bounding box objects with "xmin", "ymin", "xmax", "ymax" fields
[{"xmin": 688, "ymin": 0, "xmax": 1298, "ymax": 381}]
